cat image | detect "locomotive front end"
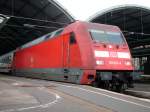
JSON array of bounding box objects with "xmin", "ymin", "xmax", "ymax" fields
[{"xmin": 88, "ymin": 25, "xmax": 134, "ymax": 91}]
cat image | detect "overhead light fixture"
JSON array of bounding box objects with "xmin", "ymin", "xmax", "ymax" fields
[
  {"xmin": 24, "ymin": 24, "xmax": 36, "ymax": 28},
  {"xmin": 0, "ymin": 16, "xmax": 5, "ymax": 24},
  {"xmin": 129, "ymin": 32, "xmax": 134, "ymax": 35},
  {"xmin": 0, "ymin": 14, "xmax": 9, "ymax": 23},
  {"xmin": 0, "ymin": 14, "xmax": 10, "ymax": 30},
  {"xmin": 123, "ymin": 31, "xmax": 150, "ymax": 36}
]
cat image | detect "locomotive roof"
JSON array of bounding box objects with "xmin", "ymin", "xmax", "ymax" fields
[{"xmin": 67, "ymin": 21, "xmax": 120, "ymax": 32}]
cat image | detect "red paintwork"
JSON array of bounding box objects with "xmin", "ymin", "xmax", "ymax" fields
[
  {"xmin": 12, "ymin": 21, "xmax": 134, "ymax": 84},
  {"xmin": 13, "ymin": 33, "xmax": 82, "ymax": 69},
  {"xmin": 94, "ymin": 44, "xmax": 133, "ymax": 70}
]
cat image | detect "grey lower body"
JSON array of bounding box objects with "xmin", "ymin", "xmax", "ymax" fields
[{"xmin": 12, "ymin": 68, "xmax": 83, "ymax": 84}]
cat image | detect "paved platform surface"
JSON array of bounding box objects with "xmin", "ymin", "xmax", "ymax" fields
[
  {"xmin": 0, "ymin": 74, "xmax": 150, "ymax": 112},
  {"xmin": 125, "ymin": 83, "xmax": 150, "ymax": 99},
  {"xmin": 133, "ymin": 83, "xmax": 150, "ymax": 92}
]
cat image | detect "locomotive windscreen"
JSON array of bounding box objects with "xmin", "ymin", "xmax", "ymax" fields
[{"xmin": 89, "ymin": 29, "xmax": 125, "ymax": 44}]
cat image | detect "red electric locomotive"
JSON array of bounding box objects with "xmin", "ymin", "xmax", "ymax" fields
[{"xmin": 12, "ymin": 21, "xmax": 134, "ymax": 91}]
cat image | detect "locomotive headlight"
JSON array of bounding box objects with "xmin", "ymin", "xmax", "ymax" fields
[
  {"xmin": 96, "ymin": 60, "xmax": 104, "ymax": 65},
  {"xmin": 124, "ymin": 61, "xmax": 131, "ymax": 66}
]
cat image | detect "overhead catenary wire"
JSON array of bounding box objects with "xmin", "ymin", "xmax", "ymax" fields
[
  {"xmin": 140, "ymin": 9, "xmax": 144, "ymax": 34},
  {"xmin": 11, "ymin": 0, "xmax": 14, "ymax": 16},
  {"xmin": 3, "ymin": 23, "xmax": 60, "ymax": 30},
  {"xmin": 5, "ymin": 14, "xmax": 68, "ymax": 25},
  {"xmin": 123, "ymin": 9, "xmax": 126, "ymax": 31},
  {"xmin": 3, "ymin": 23, "xmax": 150, "ymax": 36},
  {"xmin": 105, "ymin": 13, "xmax": 107, "ymax": 24},
  {"xmin": 123, "ymin": 30, "xmax": 150, "ymax": 36}
]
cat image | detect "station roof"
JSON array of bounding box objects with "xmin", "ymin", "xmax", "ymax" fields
[
  {"xmin": 90, "ymin": 6, "xmax": 150, "ymax": 57},
  {"xmin": 0, "ymin": 0, "xmax": 74, "ymax": 55},
  {"xmin": 1, "ymin": 0, "xmax": 150, "ymax": 58}
]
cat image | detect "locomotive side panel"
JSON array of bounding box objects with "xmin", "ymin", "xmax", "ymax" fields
[
  {"xmin": 13, "ymin": 33, "xmax": 84, "ymax": 83},
  {"xmin": 13, "ymin": 34, "xmax": 66, "ymax": 81},
  {"xmin": 74, "ymin": 24, "xmax": 95, "ymax": 69},
  {"xmin": 63, "ymin": 22, "xmax": 95, "ymax": 69},
  {"xmin": 69, "ymin": 33, "xmax": 82, "ymax": 68},
  {"xmin": 14, "ymin": 36, "xmax": 63, "ymax": 69},
  {"xmin": 63, "ymin": 23, "xmax": 97, "ymax": 84}
]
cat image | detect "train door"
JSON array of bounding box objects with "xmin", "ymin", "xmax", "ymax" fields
[{"xmin": 62, "ymin": 33, "xmax": 70, "ymax": 80}]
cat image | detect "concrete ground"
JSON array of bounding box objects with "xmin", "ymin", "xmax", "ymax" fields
[
  {"xmin": 0, "ymin": 74, "xmax": 150, "ymax": 112},
  {"xmin": 125, "ymin": 83, "xmax": 150, "ymax": 99},
  {"xmin": 124, "ymin": 74, "xmax": 150, "ymax": 98},
  {"xmin": 131, "ymin": 83, "xmax": 150, "ymax": 92}
]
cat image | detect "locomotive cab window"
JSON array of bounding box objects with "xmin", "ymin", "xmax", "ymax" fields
[
  {"xmin": 106, "ymin": 32, "xmax": 125, "ymax": 44},
  {"xmin": 70, "ymin": 32, "xmax": 76, "ymax": 44},
  {"xmin": 89, "ymin": 29, "xmax": 125, "ymax": 44},
  {"xmin": 89, "ymin": 30, "xmax": 108, "ymax": 43}
]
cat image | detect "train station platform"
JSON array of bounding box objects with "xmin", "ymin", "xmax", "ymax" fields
[
  {"xmin": 0, "ymin": 74, "xmax": 150, "ymax": 112},
  {"xmin": 0, "ymin": 74, "xmax": 112, "ymax": 112},
  {"xmin": 0, "ymin": 75, "xmax": 38, "ymax": 111},
  {"xmin": 124, "ymin": 74, "xmax": 150, "ymax": 99},
  {"xmin": 125, "ymin": 83, "xmax": 150, "ymax": 99}
]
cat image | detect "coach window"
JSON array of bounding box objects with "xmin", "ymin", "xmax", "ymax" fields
[{"xmin": 70, "ymin": 32, "xmax": 76, "ymax": 44}]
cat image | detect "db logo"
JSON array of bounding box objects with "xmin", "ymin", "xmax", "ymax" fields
[
  {"xmin": 109, "ymin": 52, "xmax": 117, "ymax": 57},
  {"xmin": 109, "ymin": 61, "xmax": 121, "ymax": 65}
]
